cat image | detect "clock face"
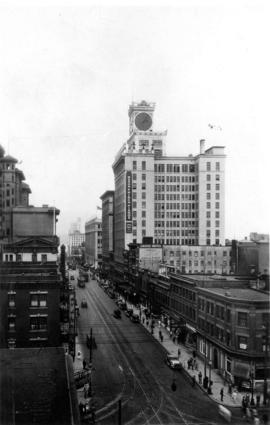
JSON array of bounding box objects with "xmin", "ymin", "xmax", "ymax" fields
[{"xmin": 135, "ymin": 112, "xmax": 152, "ymax": 131}]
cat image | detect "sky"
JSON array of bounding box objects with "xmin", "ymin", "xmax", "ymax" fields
[{"xmin": 0, "ymin": 0, "xmax": 269, "ymax": 243}]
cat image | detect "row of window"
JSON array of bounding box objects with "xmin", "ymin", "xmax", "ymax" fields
[
  {"xmin": 8, "ymin": 292, "xmax": 48, "ymax": 308},
  {"xmin": 155, "ymin": 175, "xmax": 196, "ymax": 183},
  {"xmin": 168, "ymin": 250, "xmax": 228, "ymax": 257},
  {"xmin": 8, "ymin": 315, "xmax": 48, "ymax": 331},
  {"xmin": 5, "ymin": 254, "xmax": 48, "ymax": 262},
  {"xmin": 206, "ymin": 192, "xmax": 220, "ymax": 200}
]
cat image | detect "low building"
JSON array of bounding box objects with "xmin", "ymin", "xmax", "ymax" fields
[
  {"xmin": 163, "ymin": 245, "xmax": 231, "ymax": 275},
  {"xmin": 85, "ymin": 217, "xmax": 102, "ymax": 268},
  {"xmin": 197, "ymin": 285, "xmax": 270, "ymax": 392}
]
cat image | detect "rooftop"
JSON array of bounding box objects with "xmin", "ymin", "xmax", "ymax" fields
[
  {"xmin": 200, "ymin": 287, "xmax": 269, "ymax": 302},
  {"xmin": 0, "ymin": 347, "xmax": 79, "ymax": 425}
]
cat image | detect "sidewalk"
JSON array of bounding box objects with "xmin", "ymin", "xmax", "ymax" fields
[{"xmin": 124, "ymin": 299, "xmax": 246, "ymax": 409}]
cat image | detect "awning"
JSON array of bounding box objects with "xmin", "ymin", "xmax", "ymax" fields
[{"xmin": 185, "ymin": 323, "xmax": 197, "ymax": 333}]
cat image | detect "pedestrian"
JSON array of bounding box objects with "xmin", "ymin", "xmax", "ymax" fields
[
  {"xmin": 192, "ymin": 350, "xmax": 197, "ymax": 358},
  {"xmin": 178, "ymin": 348, "xmax": 181, "ymax": 358},
  {"xmin": 194, "ymin": 360, "xmax": 198, "ymax": 370},
  {"xmin": 142, "ymin": 317, "xmax": 145, "ymax": 325},
  {"xmin": 228, "ymin": 383, "xmax": 232, "ymax": 395},
  {"xmin": 198, "ymin": 371, "xmax": 202, "ymax": 385},
  {"xmin": 158, "ymin": 320, "xmax": 161, "ymax": 328},
  {"xmin": 232, "ymin": 389, "xmax": 237, "ymax": 403},
  {"xmin": 256, "ymin": 394, "xmax": 260, "ymax": 407},
  {"xmin": 172, "ymin": 335, "xmax": 176, "ymax": 343},
  {"xmin": 160, "ymin": 334, "xmax": 163, "ymax": 343},
  {"xmin": 192, "ymin": 375, "xmax": 196, "ymax": 387},
  {"xmin": 83, "ymin": 359, "xmax": 87, "ymax": 370},
  {"xmin": 170, "ymin": 330, "xmax": 173, "ymax": 338},
  {"xmin": 220, "ymin": 387, "xmax": 224, "ymax": 402},
  {"xmin": 146, "ymin": 320, "xmax": 149, "ymax": 327}
]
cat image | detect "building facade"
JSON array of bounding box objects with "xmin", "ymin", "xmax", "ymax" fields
[
  {"xmin": 100, "ymin": 191, "xmax": 114, "ymax": 272},
  {"xmin": 85, "ymin": 217, "xmax": 102, "ymax": 268},
  {"xmin": 0, "ymin": 145, "xmax": 31, "ymax": 242},
  {"xmin": 112, "ymin": 101, "xmax": 226, "ymax": 265},
  {"xmin": 163, "ymin": 245, "xmax": 231, "ymax": 275}
]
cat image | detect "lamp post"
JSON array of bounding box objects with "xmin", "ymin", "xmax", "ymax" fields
[
  {"xmin": 262, "ymin": 324, "xmax": 269, "ymax": 406},
  {"xmin": 209, "ymin": 360, "xmax": 212, "ymax": 384}
]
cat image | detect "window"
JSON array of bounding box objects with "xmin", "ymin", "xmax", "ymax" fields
[
  {"xmin": 215, "ymin": 211, "xmax": 220, "ymax": 218},
  {"xmin": 132, "ymin": 183, "xmax": 137, "ymax": 190},
  {"xmin": 206, "ymin": 211, "xmax": 211, "ymax": 218},
  {"xmin": 216, "ymin": 162, "xmax": 220, "ymax": 171},
  {"xmin": 142, "ymin": 202, "xmax": 146, "ymax": 208},
  {"xmin": 142, "ymin": 174, "xmax": 146, "ymax": 181},
  {"xmin": 238, "ymin": 336, "xmax": 248, "ymax": 350},
  {"xmin": 207, "ymin": 162, "xmax": 211, "ymax": 171},
  {"xmin": 142, "ymin": 211, "xmax": 146, "ymax": 218},
  {"xmin": 30, "ymin": 315, "xmax": 48, "ymax": 330},
  {"xmin": 8, "ymin": 316, "xmax": 16, "ymax": 331},
  {"xmin": 215, "ymin": 202, "xmax": 220, "ymax": 209},
  {"xmin": 207, "ymin": 174, "xmax": 211, "ymax": 181},
  {"xmin": 41, "ymin": 254, "xmax": 47, "ymax": 263},
  {"xmin": 207, "ymin": 184, "xmax": 211, "ymax": 190},
  {"xmin": 142, "ymin": 161, "xmax": 146, "ymax": 170},
  {"xmin": 206, "ymin": 193, "xmax": 211, "ymax": 200},
  {"xmin": 30, "ymin": 293, "xmax": 47, "ymax": 307},
  {"xmin": 142, "ymin": 182, "xmax": 146, "ymax": 190},
  {"xmin": 216, "ymin": 174, "xmax": 220, "ymax": 181},
  {"xmin": 133, "ymin": 211, "xmax": 137, "ymax": 218},
  {"xmin": 142, "ymin": 192, "xmax": 146, "ymax": 199},
  {"xmin": 133, "ymin": 161, "xmax": 137, "ymax": 170},
  {"xmin": 207, "ymin": 202, "xmax": 211, "ymax": 209},
  {"xmin": 132, "ymin": 201, "xmax": 137, "ymax": 208},
  {"xmin": 215, "ymin": 220, "xmax": 220, "ymax": 227},
  {"xmin": 206, "ymin": 220, "xmax": 211, "ymax": 227},
  {"xmin": 238, "ymin": 312, "xmax": 248, "ymax": 327},
  {"xmin": 216, "ymin": 184, "xmax": 220, "ymax": 191},
  {"xmin": 216, "ymin": 193, "xmax": 220, "ymax": 200},
  {"xmin": 132, "ymin": 192, "xmax": 137, "ymax": 199},
  {"xmin": 142, "ymin": 220, "xmax": 146, "ymax": 227},
  {"xmin": 8, "ymin": 293, "xmax": 16, "ymax": 307},
  {"xmin": 133, "ymin": 173, "xmax": 137, "ymax": 180}
]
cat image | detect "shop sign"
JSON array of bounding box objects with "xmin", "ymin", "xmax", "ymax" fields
[{"xmin": 126, "ymin": 171, "xmax": 132, "ymax": 232}]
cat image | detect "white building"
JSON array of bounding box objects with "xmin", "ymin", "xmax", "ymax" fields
[
  {"xmin": 112, "ymin": 100, "xmax": 226, "ymax": 264},
  {"xmin": 85, "ymin": 217, "xmax": 102, "ymax": 268}
]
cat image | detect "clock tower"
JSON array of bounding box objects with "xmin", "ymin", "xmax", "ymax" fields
[{"xmin": 128, "ymin": 100, "xmax": 155, "ymax": 135}]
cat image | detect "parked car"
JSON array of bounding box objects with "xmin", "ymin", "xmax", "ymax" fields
[
  {"xmin": 165, "ymin": 354, "xmax": 182, "ymax": 370},
  {"xmin": 81, "ymin": 298, "xmax": 88, "ymax": 308},
  {"xmin": 125, "ymin": 308, "xmax": 133, "ymax": 317},
  {"xmin": 130, "ymin": 313, "xmax": 140, "ymax": 323},
  {"xmin": 113, "ymin": 309, "xmax": 121, "ymax": 319}
]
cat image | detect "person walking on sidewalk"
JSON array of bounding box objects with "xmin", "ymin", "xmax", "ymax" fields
[
  {"xmin": 220, "ymin": 388, "xmax": 224, "ymax": 402},
  {"xmin": 192, "ymin": 375, "xmax": 196, "ymax": 387},
  {"xmin": 178, "ymin": 348, "xmax": 181, "ymax": 358},
  {"xmin": 198, "ymin": 371, "xmax": 202, "ymax": 385}
]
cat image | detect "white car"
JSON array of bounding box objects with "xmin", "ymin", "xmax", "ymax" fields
[{"xmin": 165, "ymin": 354, "xmax": 182, "ymax": 370}]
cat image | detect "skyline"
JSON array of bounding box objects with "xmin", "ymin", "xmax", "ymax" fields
[{"xmin": 0, "ymin": 2, "xmax": 269, "ymax": 241}]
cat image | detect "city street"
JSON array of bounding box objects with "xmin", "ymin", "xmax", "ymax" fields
[{"xmin": 73, "ymin": 275, "xmax": 244, "ymax": 425}]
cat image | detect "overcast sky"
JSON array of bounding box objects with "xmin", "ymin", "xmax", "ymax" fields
[{"xmin": 0, "ymin": 1, "xmax": 269, "ymax": 242}]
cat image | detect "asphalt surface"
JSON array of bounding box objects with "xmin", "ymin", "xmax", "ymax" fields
[{"xmin": 74, "ymin": 275, "xmax": 245, "ymax": 425}]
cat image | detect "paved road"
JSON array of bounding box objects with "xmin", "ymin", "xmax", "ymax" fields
[{"xmin": 75, "ymin": 277, "xmax": 244, "ymax": 425}]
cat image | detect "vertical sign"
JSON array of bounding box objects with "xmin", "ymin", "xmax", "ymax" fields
[{"xmin": 126, "ymin": 171, "xmax": 132, "ymax": 233}]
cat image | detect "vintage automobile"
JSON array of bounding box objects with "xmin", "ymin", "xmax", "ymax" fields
[
  {"xmin": 81, "ymin": 298, "xmax": 88, "ymax": 308},
  {"xmin": 113, "ymin": 309, "xmax": 121, "ymax": 319},
  {"xmin": 165, "ymin": 354, "xmax": 182, "ymax": 370}
]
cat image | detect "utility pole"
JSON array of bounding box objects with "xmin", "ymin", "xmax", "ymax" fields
[{"xmin": 118, "ymin": 399, "xmax": 122, "ymax": 425}]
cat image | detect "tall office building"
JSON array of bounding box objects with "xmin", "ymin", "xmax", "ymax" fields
[
  {"xmin": 100, "ymin": 191, "xmax": 114, "ymax": 271},
  {"xmin": 112, "ymin": 101, "xmax": 225, "ymax": 264},
  {"xmin": 85, "ymin": 217, "xmax": 102, "ymax": 268}
]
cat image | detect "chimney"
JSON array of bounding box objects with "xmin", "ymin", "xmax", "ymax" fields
[{"xmin": 200, "ymin": 139, "xmax": 205, "ymax": 154}]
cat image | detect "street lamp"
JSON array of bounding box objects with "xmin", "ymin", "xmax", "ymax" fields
[{"xmin": 209, "ymin": 360, "xmax": 212, "ymax": 384}]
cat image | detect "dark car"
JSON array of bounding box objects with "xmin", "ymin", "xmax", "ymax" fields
[
  {"xmin": 165, "ymin": 354, "xmax": 182, "ymax": 370},
  {"xmin": 119, "ymin": 302, "xmax": 127, "ymax": 311},
  {"xmin": 130, "ymin": 313, "xmax": 140, "ymax": 323},
  {"xmin": 125, "ymin": 308, "xmax": 133, "ymax": 317},
  {"xmin": 81, "ymin": 298, "xmax": 88, "ymax": 308},
  {"xmin": 113, "ymin": 309, "xmax": 121, "ymax": 319}
]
